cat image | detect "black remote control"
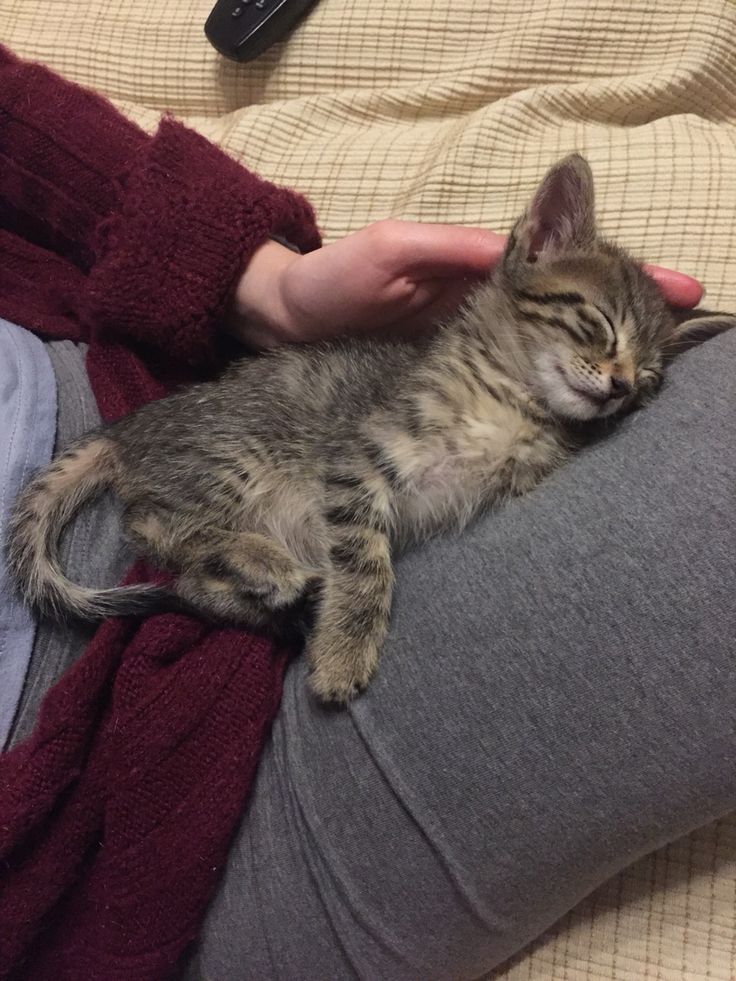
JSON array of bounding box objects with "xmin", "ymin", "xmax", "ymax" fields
[{"xmin": 205, "ymin": 0, "xmax": 319, "ymax": 62}]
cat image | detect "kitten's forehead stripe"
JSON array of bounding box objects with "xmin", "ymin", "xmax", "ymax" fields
[
  {"xmin": 574, "ymin": 310, "xmax": 603, "ymax": 343},
  {"xmin": 594, "ymin": 306, "xmax": 615, "ymax": 334},
  {"xmin": 521, "ymin": 309, "xmax": 588, "ymax": 345},
  {"xmin": 513, "ymin": 289, "xmax": 586, "ymax": 306},
  {"xmin": 589, "ymin": 306, "xmax": 618, "ymax": 355},
  {"xmin": 545, "ymin": 315, "xmax": 587, "ymax": 341}
]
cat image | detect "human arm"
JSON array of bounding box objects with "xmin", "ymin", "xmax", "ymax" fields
[
  {"xmin": 0, "ymin": 44, "xmax": 703, "ymax": 369},
  {"xmin": 0, "ymin": 44, "xmax": 320, "ymax": 366},
  {"xmin": 230, "ymin": 220, "xmax": 704, "ymax": 349}
]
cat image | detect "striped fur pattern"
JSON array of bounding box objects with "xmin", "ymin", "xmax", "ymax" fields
[{"xmin": 7, "ymin": 155, "xmax": 734, "ymax": 702}]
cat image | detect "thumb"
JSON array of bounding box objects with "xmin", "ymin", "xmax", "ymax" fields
[{"xmin": 641, "ymin": 263, "xmax": 704, "ymax": 308}]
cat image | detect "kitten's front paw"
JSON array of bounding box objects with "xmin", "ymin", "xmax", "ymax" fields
[{"xmin": 307, "ymin": 638, "xmax": 378, "ymax": 705}]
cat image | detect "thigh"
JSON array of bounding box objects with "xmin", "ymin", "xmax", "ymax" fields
[
  {"xmin": 8, "ymin": 339, "xmax": 132, "ymax": 747},
  {"xmin": 193, "ymin": 330, "xmax": 736, "ymax": 981},
  {"xmin": 0, "ymin": 321, "xmax": 57, "ymax": 749}
]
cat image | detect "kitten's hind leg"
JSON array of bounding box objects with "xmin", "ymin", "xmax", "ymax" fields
[
  {"xmin": 197, "ymin": 530, "xmax": 314, "ymax": 610},
  {"xmin": 173, "ymin": 560, "xmax": 310, "ymax": 642},
  {"xmin": 174, "ymin": 566, "xmax": 276, "ymax": 628},
  {"xmin": 126, "ymin": 505, "xmax": 314, "ymax": 625},
  {"xmin": 174, "ymin": 532, "xmax": 316, "ymax": 633}
]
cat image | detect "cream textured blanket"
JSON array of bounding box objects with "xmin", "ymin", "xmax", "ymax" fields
[{"xmin": 2, "ymin": 0, "xmax": 735, "ymax": 976}]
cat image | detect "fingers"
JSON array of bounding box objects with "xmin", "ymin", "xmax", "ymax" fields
[
  {"xmin": 369, "ymin": 220, "xmax": 704, "ymax": 309},
  {"xmin": 641, "ymin": 263, "xmax": 703, "ymax": 308},
  {"xmin": 369, "ymin": 219, "xmax": 505, "ymax": 277}
]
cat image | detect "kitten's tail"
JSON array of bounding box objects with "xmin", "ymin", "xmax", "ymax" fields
[{"xmin": 7, "ymin": 436, "xmax": 165, "ymax": 621}]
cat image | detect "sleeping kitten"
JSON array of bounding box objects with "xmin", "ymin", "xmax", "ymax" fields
[{"xmin": 8, "ymin": 154, "xmax": 734, "ymax": 703}]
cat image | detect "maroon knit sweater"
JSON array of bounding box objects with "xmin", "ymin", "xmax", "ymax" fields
[{"xmin": 0, "ymin": 47, "xmax": 321, "ymax": 980}]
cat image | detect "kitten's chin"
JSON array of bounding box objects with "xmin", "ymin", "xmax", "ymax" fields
[
  {"xmin": 533, "ymin": 353, "xmax": 618, "ymax": 422},
  {"xmin": 543, "ymin": 384, "xmax": 602, "ymax": 421}
]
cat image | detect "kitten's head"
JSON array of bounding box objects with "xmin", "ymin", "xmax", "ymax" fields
[{"xmin": 493, "ymin": 153, "xmax": 735, "ymax": 421}]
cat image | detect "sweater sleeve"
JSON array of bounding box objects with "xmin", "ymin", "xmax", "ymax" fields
[
  {"xmin": 0, "ymin": 45, "xmax": 321, "ymax": 367},
  {"xmin": 0, "ymin": 45, "xmax": 148, "ymax": 271},
  {"xmin": 80, "ymin": 117, "xmax": 321, "ymax": 367}
]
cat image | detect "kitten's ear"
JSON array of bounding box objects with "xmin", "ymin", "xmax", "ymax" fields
[
  {"xmin": 504, "ymin": 154, "xmax": 597, "ymax": 268},
  {"xmin": 664, "ymin": 308, "xmax": 736, "ymax": 356}
]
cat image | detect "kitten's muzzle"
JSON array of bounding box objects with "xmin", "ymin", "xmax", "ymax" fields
[
  {"xmin": 560, "ymin": 368, "xmax": 631, "ymax": 406},
  {"xmin": 609, "ymin": 375, "xmax": 632, "ymax": 398}
]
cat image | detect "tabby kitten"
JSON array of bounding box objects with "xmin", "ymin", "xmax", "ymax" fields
[{"xmin": 8, "ymin": 154, "xmax": 733, "ymax": 702}]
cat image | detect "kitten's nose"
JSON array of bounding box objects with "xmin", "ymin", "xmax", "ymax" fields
[{"xmin": 609, "ymin": 376, "xmax": 632, "ymax": 398}]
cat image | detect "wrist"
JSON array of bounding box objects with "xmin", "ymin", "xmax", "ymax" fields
[{"xmin": 227, "ymin": 239, "xmax": 302, "ymax": 347}]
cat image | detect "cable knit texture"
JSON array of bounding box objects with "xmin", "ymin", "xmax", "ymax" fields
[{"xmin": 0, "ymin": 45, "xmax": 320, "ymax": 980}]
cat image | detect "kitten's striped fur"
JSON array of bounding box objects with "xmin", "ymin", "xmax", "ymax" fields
[{"xmin": 7, "ymin": 155, "xmax": 734, "ymax": 702}]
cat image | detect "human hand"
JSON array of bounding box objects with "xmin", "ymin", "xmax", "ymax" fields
[
  {"xmin": 229, "ymin": 221, "xmax": 505, "ymax": 347},
  {"xmin": 229, "ymin": 220, "xmax": 704, "ymax": 348}
]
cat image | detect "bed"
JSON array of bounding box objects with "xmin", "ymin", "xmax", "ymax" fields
[{"xmin": 2, "ymin": 0, "xmax": 734, "ymax": 975}]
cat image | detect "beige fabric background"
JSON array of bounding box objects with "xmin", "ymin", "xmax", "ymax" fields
[{"xmin": 2, "ymin": 0, "xmax": 735, "ymax": 976}]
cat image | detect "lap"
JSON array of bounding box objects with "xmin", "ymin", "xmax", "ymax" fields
[
  {"xmin": 8, "ymin": 329, "xmax": 735, "ymax": 979},
  {"xmin": 192, "ymin": 330, "xmax": 736, "ymax": 980}
]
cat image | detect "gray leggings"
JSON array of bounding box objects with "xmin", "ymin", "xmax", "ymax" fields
[{"xmin": 12, "ymin": 333, "xmax": 736, "ymax": 980}]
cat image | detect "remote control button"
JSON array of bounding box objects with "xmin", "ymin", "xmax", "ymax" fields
[
  {"xmin": 232, "ymin": 5, "xmax": 243, "ymax": 15},
  {"xmin": 255, "ymin": 0, "xmax": 265, "ymax": 7}
]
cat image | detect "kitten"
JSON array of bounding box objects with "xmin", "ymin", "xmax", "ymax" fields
[{"xmin": 7, "ymin": 154, "xmax": 734, "ymax": 703}]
